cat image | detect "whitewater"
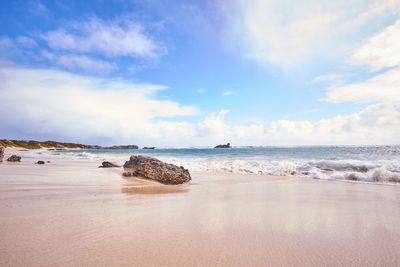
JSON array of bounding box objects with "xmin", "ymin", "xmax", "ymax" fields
[{"xmin": 50, "ymin": 146, "xmax": 400, "ymax": 183}]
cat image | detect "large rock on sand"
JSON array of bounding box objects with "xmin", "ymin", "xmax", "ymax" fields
[
  {"xmin": 0, "ymin": 146, "xmax": 4, "ymax": 162},
  {"xmin": 123, "ymin": 155, "xmax": 191, "ymax": 185},
  {"xmin": 7, "ymin": 155, "xmax": 21, "ymax": 162}
]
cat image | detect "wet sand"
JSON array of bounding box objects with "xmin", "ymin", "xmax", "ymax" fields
[{"xmin": 0, "ymin": 149, "xmax": 400, "ymax": 266}]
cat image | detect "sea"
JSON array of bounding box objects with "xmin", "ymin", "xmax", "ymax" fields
[{"xmin": 53, "ymin": 146, "xmax": 400, "ymax": 183}]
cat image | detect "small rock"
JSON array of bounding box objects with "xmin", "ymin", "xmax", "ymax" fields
[
  {"xmin": 7, "ymin": 155, "xmax": 21, "ymax": 162},
  {"xmin": 99, "ymin": 161, "xmax": 120, "ymax": 168},
  {"xmin": 345, "ymin": 173, "xmax": 360, "ymax": 181},
  {"xmin": 36, "ymin": 161, "xmax": 45, "ymax": 165},
  {"xmin": 123, "ymin": 155, "xmax": 191, "ymax": 185},
  {"xmin": 142, "ymin": 146, "xmax": 155, "ymax": 149}
]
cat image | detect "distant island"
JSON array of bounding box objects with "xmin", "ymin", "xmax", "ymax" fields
[
  {"xmin": 142, "ymin": 147, "xmax": 156, "ymax": 149},
  {"xmin": 0, "ymin": 140, "xmax": 139, "ymax": 150},
  {"xmin": 214, "ymin": 143, "xmax": 231, "ymax": 148}
]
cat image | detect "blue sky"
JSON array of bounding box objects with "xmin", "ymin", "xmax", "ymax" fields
[{"xmin": 0, "ymin": 0, "xmax": 400, "ymax": 146}]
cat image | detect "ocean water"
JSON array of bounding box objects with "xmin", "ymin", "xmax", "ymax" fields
[{"xmin": 53, "ymin": 146, "xmax": 400, "ymax": 183}]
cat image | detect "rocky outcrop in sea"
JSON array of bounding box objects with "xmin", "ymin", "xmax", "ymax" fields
[
  {"xmin": 214, "ymin": 143, "xmax": 231, "ymax": 148},
  {"xmin": 123, "ymin": 155, "xmax": 191, "ymax": 185}
]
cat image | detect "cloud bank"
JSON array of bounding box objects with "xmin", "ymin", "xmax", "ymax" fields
[
  {"xmin": 0, "ymin": 66, "xmax": 196, "ymax": 145},
  {"xmin": 1, "ymin": 64, "xmax": 399, "ymax": 146}
]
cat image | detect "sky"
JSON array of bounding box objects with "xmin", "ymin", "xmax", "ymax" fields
[{"xmin": 0, "ymin": 0, "xmax": 400, "ymax": 146}]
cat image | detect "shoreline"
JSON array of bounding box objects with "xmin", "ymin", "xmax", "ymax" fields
[{"xmin": 3, "ymin": 147, "xmax": 399, "ymax": 186}]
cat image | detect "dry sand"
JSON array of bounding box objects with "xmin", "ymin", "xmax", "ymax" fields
[{"xmin": 0, "ymin": 149, "xmax": 400, "ymax": 266}]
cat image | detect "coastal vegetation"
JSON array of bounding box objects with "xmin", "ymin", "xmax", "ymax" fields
[{"xmin": 0, "ymin": 140, "xmax": 139, "ymax": 150}]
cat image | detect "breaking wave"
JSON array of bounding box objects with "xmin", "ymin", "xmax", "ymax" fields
[
  {"xmin": 49, "ymin": 146, "xmax": 400, "ymax": 184},
  {"xmin": 159, "ymin": 157, "xmax": 400, "ymax": 183}
]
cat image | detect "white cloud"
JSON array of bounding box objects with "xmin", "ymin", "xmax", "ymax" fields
[
  {"xmin": 195, "ymin": 109, "xmax": 269, "ymax": 144},
  {"xmin": 325, "ymin": 20, "xmax": 400, "ymax": 104},
  {"xmin": 195, "ymin": 104, "xmax": 400, "ymax": 145},
  {"xmin": 231, "ymin": 0, "xmax": 400, "ymax": 67},
  {"xmin": 43, "ymin": 17, "xmax": 164, "ymax": 58},
  {"xmin": 0, "ymin": 35, "xmax": 114, "ymax": 73},
  {"xmin": 222, "ymin": 90, "xmax": 236, "ymax": 96},
  {"xmin": 351, "ymin": 19, "xmax": 400, "ymax": 69},
  {"xmin": 41, "ymin": 51, "xmax": 115, "ymax": 72},
  {"xmin": 0, "ymin": 16, "xmax": 165, "ymax": 73},
  {"xmin": 198, "ymin": 109, "xmax": 231, "ymax": 137},
  {"xmin": 267, "ymin": 103, "xmax": 400, "ymax": 145},
  {"xmin": 326, "ymin": 67, "xmax": 400, "ymax": 103},
  {"xmin": 0, "ymin": 66, "xmax": 197, "ymax": 145}
]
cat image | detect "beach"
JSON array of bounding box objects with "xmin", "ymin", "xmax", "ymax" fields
[
  {"xmin": 2, "ymin": 0, "xmax": 399, "ymax": 265},
  {"xmin": 1, "ymin": 148, "xmax": 400, "ymax": 266}
]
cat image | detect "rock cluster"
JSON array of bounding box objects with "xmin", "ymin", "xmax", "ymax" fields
[
  {"xmin": 7, "ymin": 155, "xmax": 21, "ymax": 162},
  {"xmin": 0, "ymin": 146, "xmax": 4, "ymax": 162},
  {"xmin": 123, "ymin": 155, "xmax": 191, "ymax": 185},
  {"xmin": 214, "ymin": 143, "xmax": 231, "ymax": 148},
  {"xmin": 36, "ymin": 161, "xmax": 45, "ymax": 165},
  {"xmin": 99, "ymin": 161, "xmax": 120, "ymax": 168}
]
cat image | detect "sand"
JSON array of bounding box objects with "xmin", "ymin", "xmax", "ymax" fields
[{"xmin": 0, "ymin": 149, "xmax": 400, "ymax": 266}]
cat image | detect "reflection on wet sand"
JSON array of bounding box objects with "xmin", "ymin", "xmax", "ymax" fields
[{"xmin": 122, "ymin": 178, "xmax": 190, "ymax": 195}]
